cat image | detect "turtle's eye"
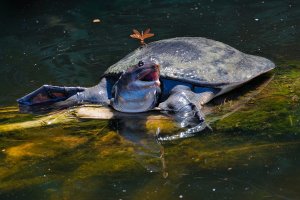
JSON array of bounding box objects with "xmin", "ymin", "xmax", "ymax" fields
[{"xmin": 138, "ymin": 61, "xmax": 144, "ymax": 67}]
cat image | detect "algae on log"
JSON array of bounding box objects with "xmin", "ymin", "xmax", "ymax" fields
[
  {"xmin": 0, "ymin": 108, "xmax": 75, "ymax": 133},
  {"xmin": 0, "ymin": 105, "xmax": 177, "ymax": 133},
  {"xmin": 212, "ymin": 64, "xmax": 300, "ymax": 135}
]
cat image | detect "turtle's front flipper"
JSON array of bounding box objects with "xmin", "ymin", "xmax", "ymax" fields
[
  {"xmin": 17, "ymin": 85, "xmax": 86, "ymax": 106},
  {"xmin": 157, "ymin": 85, "xmax": 216, "ymax": 141}
]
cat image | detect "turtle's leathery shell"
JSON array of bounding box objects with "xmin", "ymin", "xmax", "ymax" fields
[{"xmin": 105, "ymin": 37, "xmax": 275, "ymax": 88}]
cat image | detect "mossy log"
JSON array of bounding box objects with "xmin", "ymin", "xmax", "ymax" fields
[{"xmin": 0, "ymin": 105, "xmax": 174, "ymax": 133}]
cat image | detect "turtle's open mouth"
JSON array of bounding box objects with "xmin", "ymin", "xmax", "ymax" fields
[{"xmin": 139, "ymin": 64, "xmax": 160, "ymax": 82}]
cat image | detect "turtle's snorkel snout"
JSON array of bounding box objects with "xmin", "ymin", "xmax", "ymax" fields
[{"xmin": 111, "ymin": 60, "xmax": 161, "ymax": 113}]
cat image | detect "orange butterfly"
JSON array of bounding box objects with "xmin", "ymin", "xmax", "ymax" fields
[{"xmin": 130, "ymin": 28, "xmax": 154, "ymax": 45}]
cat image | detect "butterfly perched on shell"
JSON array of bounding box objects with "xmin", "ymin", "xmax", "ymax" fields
[{"xmin": 130, "ymin": 28, "xmax": 154, "ymax": 45}]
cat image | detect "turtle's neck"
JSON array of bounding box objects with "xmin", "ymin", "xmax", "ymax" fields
[{"xmin": 73, "ymin": 78, "xmax": 110, "ymax": 105}]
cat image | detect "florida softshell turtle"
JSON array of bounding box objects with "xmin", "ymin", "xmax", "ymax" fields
[{"xmin": 17, "ymin": 37, "xmax": 275, "ymax": 135}]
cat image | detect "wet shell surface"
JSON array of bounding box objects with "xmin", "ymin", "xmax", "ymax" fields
[{"xmin": 105, "ymin": 37, "xmax": 275, "ymax": 88}]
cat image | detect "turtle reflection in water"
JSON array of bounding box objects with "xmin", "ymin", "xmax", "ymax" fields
[{"xmin": 17, "ymin": 37, "xmax": 275, "ymax": 138}]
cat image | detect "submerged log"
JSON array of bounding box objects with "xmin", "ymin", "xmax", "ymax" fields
[
  {"xmin": 75, "ymin": 105, "xmax": 170, "ymax": 120},
  {"xmin": 0, "ymin": 105, "xmax": 173, "ymax": 133}
]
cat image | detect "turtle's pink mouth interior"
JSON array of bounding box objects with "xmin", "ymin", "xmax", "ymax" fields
[
  {"xmin": 140, "ymin": 70, "xmax": 159, "ymax": 81},
  {"xmin": 139, "ymin": 64, "xmax": 160, "ymax": 82}
]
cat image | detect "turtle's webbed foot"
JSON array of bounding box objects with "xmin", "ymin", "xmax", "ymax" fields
[
  {"xmin": 17, "ymin": 85, "xmax": 85, "ymax": 106},
  {"xmin": 157, "ymin": 86, "xmax": 209, "ymax": 141}
]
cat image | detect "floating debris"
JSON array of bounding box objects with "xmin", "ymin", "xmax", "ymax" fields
[
  {"xmin": 291, "ymin": 95, "xmax": 299, "ymax": 102},
  {"xmin": 92, "ymin": 18, "xmax": 101, "ymax": 23}
]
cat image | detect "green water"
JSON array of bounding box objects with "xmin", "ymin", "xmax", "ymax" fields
[{"xmin": 0, "ymin": 0, "xmax": 299, "ymax": 199}]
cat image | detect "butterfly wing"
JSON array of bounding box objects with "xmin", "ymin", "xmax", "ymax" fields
[
  {"xmin": 142, "ymin": 33, "xmax": 154, "ymax": 39},
  {"xmin": 130, "ymin": 29, "xmax": 142, "ymax": 39}
]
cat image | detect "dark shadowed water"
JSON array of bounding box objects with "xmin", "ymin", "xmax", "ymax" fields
[{"xmin": 0, "ymin": 0, "xmax": 299, "ymax": 199}]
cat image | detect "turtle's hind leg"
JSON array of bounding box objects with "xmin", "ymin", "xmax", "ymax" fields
[{"xmin": 17, "ymin": 85, "xmax": 86, "ymax": 106}]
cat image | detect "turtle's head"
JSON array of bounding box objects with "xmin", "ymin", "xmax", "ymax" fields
[{"xmin": 111, "ymin": 60, "xmax": 161, "ymax": 113}]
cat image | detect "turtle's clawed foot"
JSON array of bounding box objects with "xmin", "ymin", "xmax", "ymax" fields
[
  {"xmin": 157, "ymin": 86, "xmax": 210, "ymax": 141},
  {"xmin": 159, "ymin": 101, "xmax": 204, "ymax": 128}
]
